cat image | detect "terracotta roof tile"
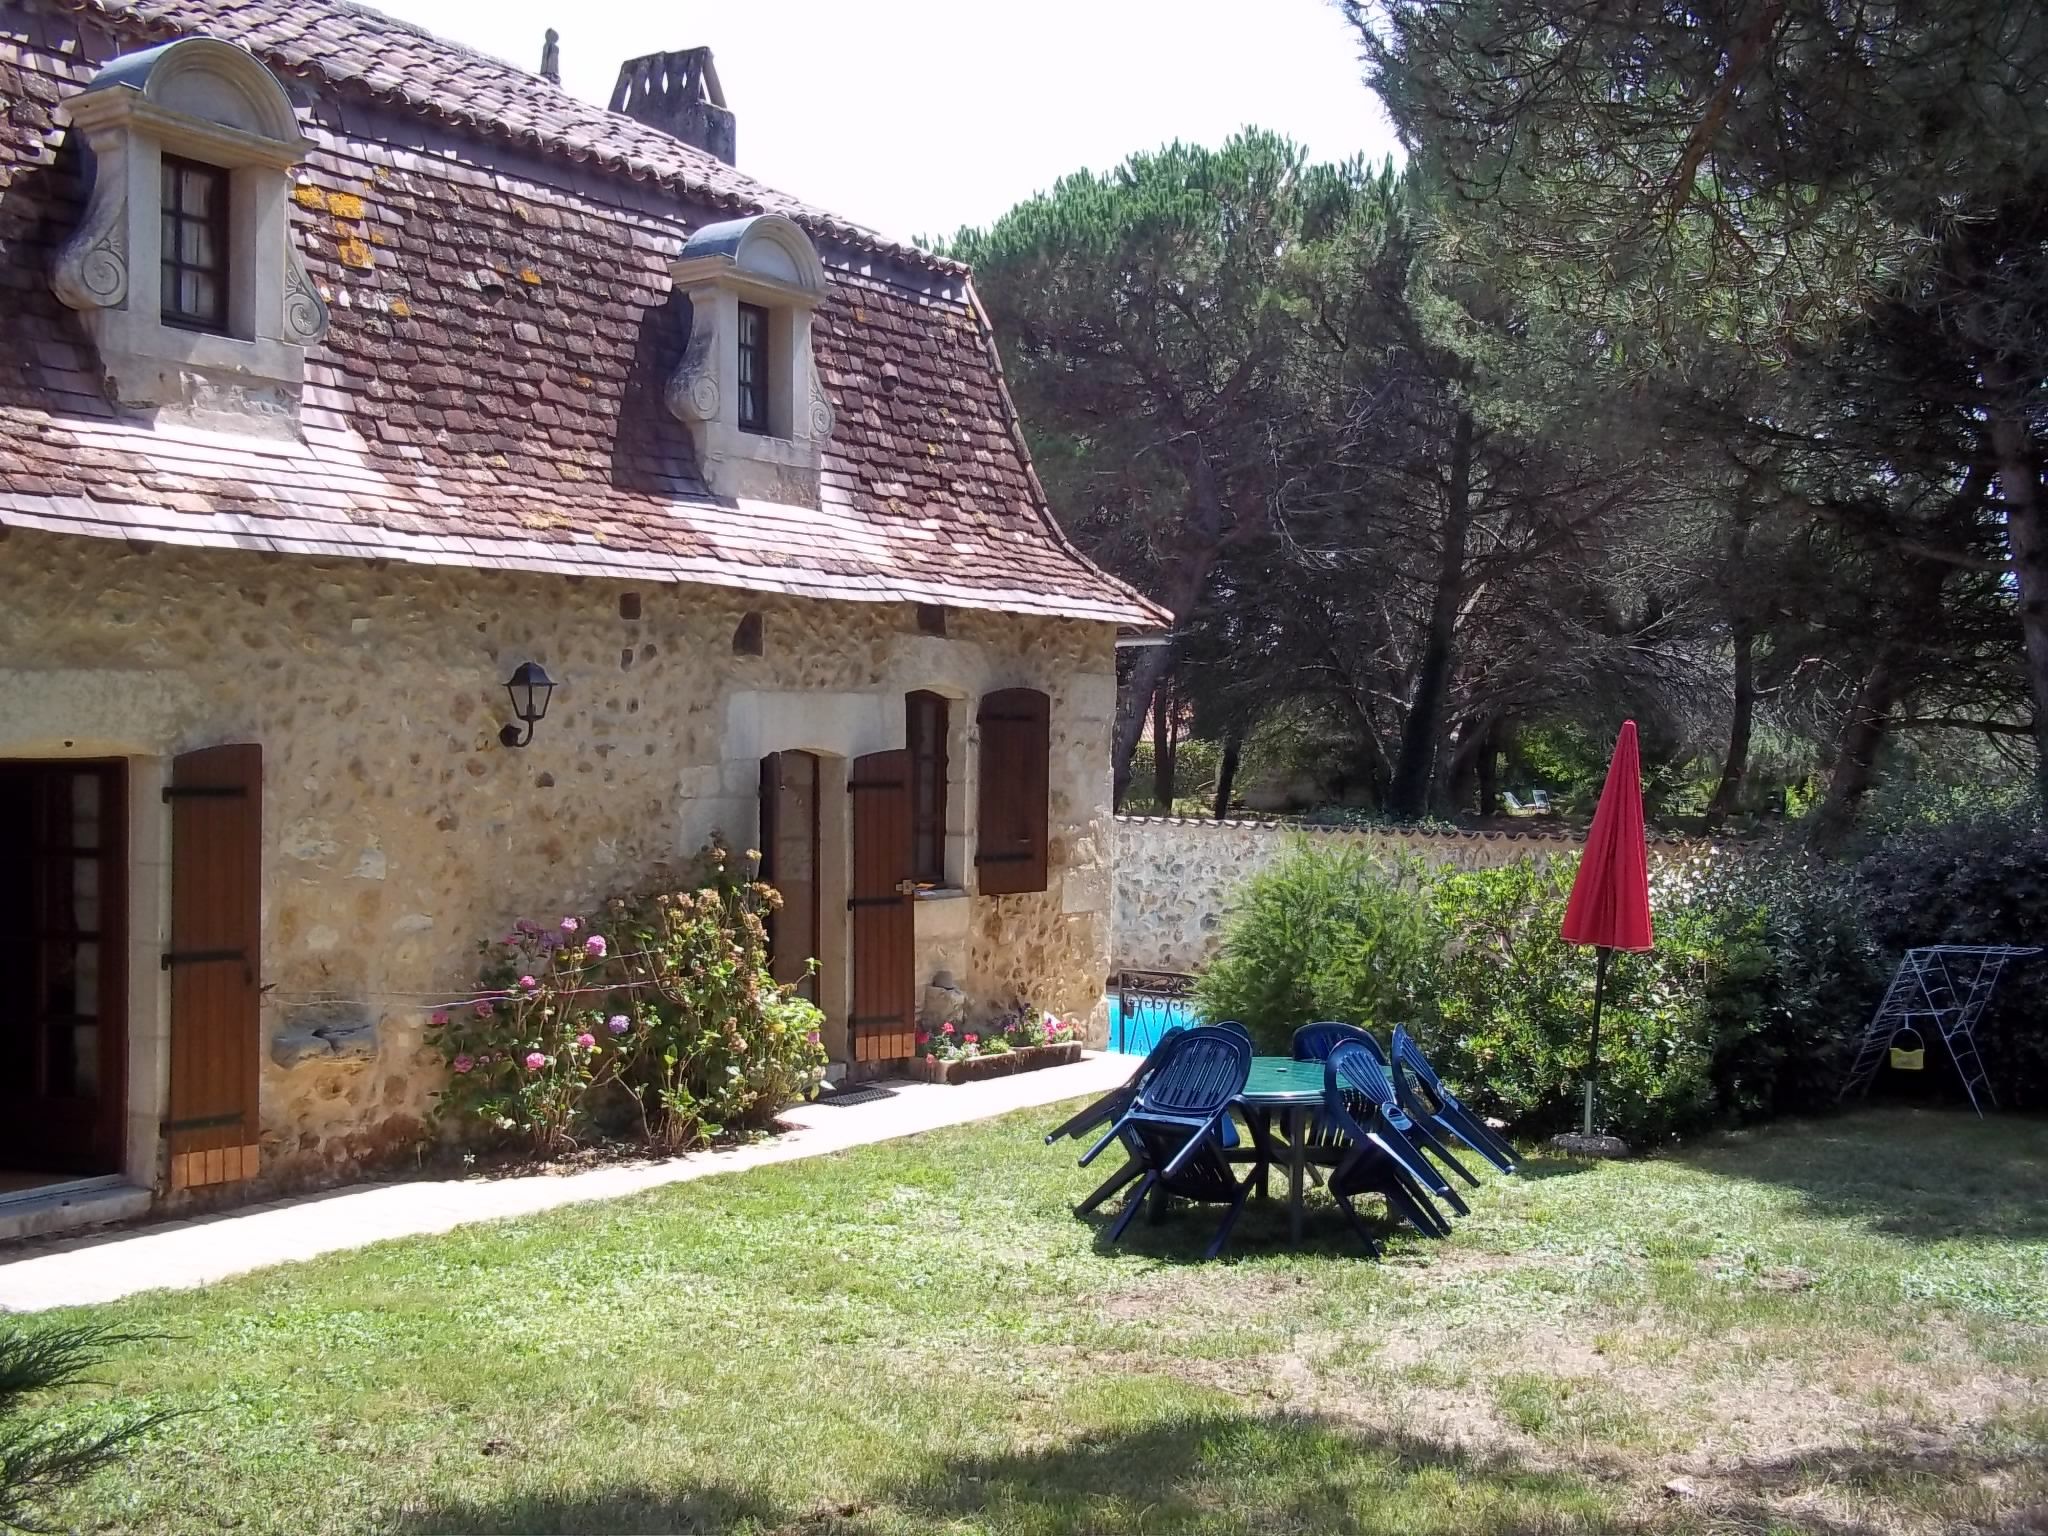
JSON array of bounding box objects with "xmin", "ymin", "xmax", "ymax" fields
[{"xmin": 0, "ymin": 0, "xmax": 1168, "ymax": 627}]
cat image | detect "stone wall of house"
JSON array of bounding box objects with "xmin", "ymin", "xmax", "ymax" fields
[
  {"xmin": 1112, "ymin": 815, "xmax": 1585, "ymax": 975},
  {"xmin": 0, "ymin": 533, "xmax": 1115, "ymax": 1193}
]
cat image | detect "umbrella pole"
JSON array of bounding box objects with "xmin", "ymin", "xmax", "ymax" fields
[{"xmin": 1584, "ymin": 946, "xmax": 1611, "ymax": 1136}]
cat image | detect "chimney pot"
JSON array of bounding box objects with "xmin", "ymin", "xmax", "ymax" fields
[
  {"xmin": 539, "ymin": 28, "xmax": 560, "ymax": 84},
  {"xmin": 609, "ymin": 47, "xmax": 735, "ymax": 165}
]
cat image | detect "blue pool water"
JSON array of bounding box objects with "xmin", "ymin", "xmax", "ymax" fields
[{"xmin": 1107, "ymin": 993, "xmax": 1198, "ymax": 1055}]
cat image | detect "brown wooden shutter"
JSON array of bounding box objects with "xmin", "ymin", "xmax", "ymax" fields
[
  {"xmin": 847, "ymin": 749, "xmax": 916, "ymax": 1061},
  {"xmin": 165, "ymin": 744, "xmax": 263, "ymax": 1191},
  {"xmin": 975, "ymin": 688, "xmax": 1050, "ymax": 895}
]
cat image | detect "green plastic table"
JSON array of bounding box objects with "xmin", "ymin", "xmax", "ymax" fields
[{"xmin": 1235, "ymin": 1057, "xmax": 1325, "ymax": 1248}]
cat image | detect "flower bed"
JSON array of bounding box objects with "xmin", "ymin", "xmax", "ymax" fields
[
  {"xmin": 912, "ymin": 1005, "xmax": 1081, "ymax": 1085},
  {"xmin": 909, "ymin": 1041, "xmax": 1083, "ymax": 1084}
]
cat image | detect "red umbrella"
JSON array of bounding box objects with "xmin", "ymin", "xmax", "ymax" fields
[{"xmin": 1560, "ymin": 721, "xmax": 1654, "ymax": 1134}]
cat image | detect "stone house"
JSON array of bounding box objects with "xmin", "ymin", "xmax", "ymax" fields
[{"xmin": 0, "ymin": 0, "xmax": 1164, "ymax": 1236}]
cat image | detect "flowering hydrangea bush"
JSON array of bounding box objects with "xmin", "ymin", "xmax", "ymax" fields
[
  {"xmin": 429, "ymin": 841, "xmax": 827, "ymax": 1154},
  {"xmin": 916, "ymin": 1005, "xmax": 1077, "ymax": 1062}
]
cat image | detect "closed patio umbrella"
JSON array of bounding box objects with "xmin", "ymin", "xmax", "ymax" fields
[{"xmin": 1560, "ymin": 721, "xmax": 1654, "ymax": 1135}]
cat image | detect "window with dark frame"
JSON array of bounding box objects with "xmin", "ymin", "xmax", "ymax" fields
[
  {"xmin": 906, "ymin": 690, "xmax": 949, "ymax": 886},
  {"xmin": 737, "ymin": 302, "xmax": 771, "ymax": 435},
  {"xmin": 160, "ymin": 155, "xmax": 230, "ymax": 333}
]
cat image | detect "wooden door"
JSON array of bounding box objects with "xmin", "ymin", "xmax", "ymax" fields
[
  {"xmin": 759, "ymin": 751, "xmax": 821, "ymax": 1001},
  {"xmin": 847, "ymin": 749, "xmax": 915, "ymax": 1062},
  {"xmin": 165, "ymin": 744, "xmax": 263, "ymax": 1191},
  {"xmin": 0, "ymin": 760, "xmax": 128, "ymax": 1175}
]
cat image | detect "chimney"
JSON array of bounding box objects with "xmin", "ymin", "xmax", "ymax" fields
[
  {"xmin": 609, "ymin": 48, "xmax": 735, "ymax": 165},
  {"xmin": 539, "ymin": 29, "xmax": 560, "ymax": 85}
]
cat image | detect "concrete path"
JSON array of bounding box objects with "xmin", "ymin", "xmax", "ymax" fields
[{"xmin": 0, "ymin": 1052, "xmax": 1132, "ymax": 1313}]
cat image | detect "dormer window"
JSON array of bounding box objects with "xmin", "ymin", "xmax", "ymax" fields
[
  {"xmin": 665, "ymin": 213, "xmax": 836, "ymax": 504},
  {"xmin": 50, "ymin": 37, "xmax": 329, "ymax": 416},
  {"xmin": 160, "ymin": 156, "xmax": 231, "ymax": 333},
  {"xmin": 736, "ymin": 302, "xmax": 771, "ymax": 435}
]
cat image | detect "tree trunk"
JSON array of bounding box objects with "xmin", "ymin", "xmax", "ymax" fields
[
  {"xmin": 1704, "ymin": 625, "xmax": 1755, "ymax": 828},
  {"xmin": 1809, "ymin": 651, "xmax": 1904, "ymax": 851},
  {"xmin": 1212, "ymin": 723, "xmax": 1244, "ymax": 819},
  {"xmin": 1387, "ymin": 410, "xmax": 1475, "ymax": 819},
  {"xmin": 1986, "ymin": 402, "xmax": 2048, "ymax": 802},
  {"xmin": 1111, "ymin": 549, "xmax": 1215, "ymax": 809},
  {"xmin": 1476, "ymin": 725, "xmax": 1501, "ymax": 818},
  {"xmin": 1151, "ymin": 679, "xmax": 1178, "ymax": 810}
]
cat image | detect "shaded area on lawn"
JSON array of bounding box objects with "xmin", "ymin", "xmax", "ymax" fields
[
  {"xmin": 379, "ymin": 1413, "xmax": 1616, "ymax": 1535},
  {"xmin": 1675, "ymin": 1108, "xmax": 2048, "ymax": 1243},
  {"xmin": 372, "ymin": 1413, "xmax": 2040, "ymax": 1535}
]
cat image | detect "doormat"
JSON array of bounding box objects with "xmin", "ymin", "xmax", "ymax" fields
[{"xmin": 810, "ymin": 1082, "xmax": 903, "ymax": 1108}]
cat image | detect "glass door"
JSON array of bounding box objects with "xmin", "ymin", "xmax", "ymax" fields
[{"xmin": 0, "ymin": 761, "xmax": 127, "ymax": 1176}]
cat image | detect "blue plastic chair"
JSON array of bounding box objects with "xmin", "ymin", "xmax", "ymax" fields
[
  {"xmin": 1292, "ymin": 1021, "xmax": 1373, "ymax": 1062},
  {"xmin": 1045, "ymin": 1033, "xmax": 1171, "ymax": 1146},
  {"xmin": 1391, "ymin": 1025, "xmax": 1518, "ymax": 1175},
  {"xmin": 1337, "ymin": 1030, "xmax": 1481, "ymax": 1190},
  {"xmin": 1088, "ymin": 1027, "xmax": 1255, "ymax": 1259},
  {"xmin": 1318, "ymin": 1040, "xmax": 1467, "ymax": 1236}
]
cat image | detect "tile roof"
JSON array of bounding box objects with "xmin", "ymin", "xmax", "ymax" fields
[
  {"xmin": 63, "ymin": 0, "xmax": 935, "ymax": 268},
  {"xmin": 0, "ymin": 0, "xmax": 1168, "ymax": 627}
]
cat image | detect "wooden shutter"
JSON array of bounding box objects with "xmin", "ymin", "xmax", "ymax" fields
[
  {"xmin": 165, "ymin": 744, "xmax": 263, "ymax": 1191},
  {"xmin": 975, "ymin": 688, "xmax": 1049, "ymax": 895},
  {"xmin": 847, "ymin": 749, "xmax": 915, "ymax": 1061}
]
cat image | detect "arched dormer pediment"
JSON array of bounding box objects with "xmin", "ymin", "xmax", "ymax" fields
[
  {"xmin": 666, "ymin": 213, "xmax": 835, "ymax": 503},
  {"xmin": 69, "ymin": 37, "xmax": 308, "ymax": 165},
  {"xmin": 51, "ymin": 35, "xmax": 326, "ymax": 419},
  {"xmin": 672, "ymin": 214, "xmax": 827, "ymax": 306}
]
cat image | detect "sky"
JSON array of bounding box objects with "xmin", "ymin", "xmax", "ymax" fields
[{"xmin": 371, "ymin": 0, "xmax": 1402, "ymax": 245}]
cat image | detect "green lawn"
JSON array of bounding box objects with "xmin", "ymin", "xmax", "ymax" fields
[{"xmin": 29, "ymin": 1106, "xmax": 2048, "ymax": 1535}]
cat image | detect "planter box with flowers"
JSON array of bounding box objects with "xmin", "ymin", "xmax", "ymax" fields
[{"xmin": 910, "ymin": 1007, "xmax": 1082, "ymax": 1084}]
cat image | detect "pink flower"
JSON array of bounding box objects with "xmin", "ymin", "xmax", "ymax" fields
[
  {"xmin": 560, "ymin": 916, "xmax": 580, "ymax": 933},
  {"xmin": 806, "ymin": 1031, "xmax": 821, "ymax": 1046},
  {"xmin": 524, "ymin": 1051, "xmax": 547, "ymax": 1071},
  {"xmin": 575, "ymin": 1032, "xmax": 596, "ymax": 1050},
  {"xmin": 941, "ymin": 1021, "xmax": 955, "ymax": 1035},
  {"xmin": 607, "ymin": 1014, "xmax": 630, "ymax": 1035},
  {"xmin": 964, "ymin": 1033, "xmax": 979, "ymax": 1045},
  {"xmin": 431, "ymin": 1010, "xmax": 450, "ymax": 1027},
  {"xmin": 451, "ymin": 1054, "xmax": 474, "ymax": 1074},
  {"xmin": 474, "ymin": 1002, "xmax": 494, "ymax": 1018},
  {"xmin": 519, "ymin": 975, "xmax": 538, "ymax": 990},
  {"xmin": 584, "ymin": 935, "xmax": 607, "ymax": 959},
  {"xmin": 916, "ymin": 1029, "xmax": 931, "ymax": 1045}
]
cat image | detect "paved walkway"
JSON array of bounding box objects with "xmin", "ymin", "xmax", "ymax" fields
[{"xmin": 0, "ymin": 1052, "xmax": 1131, "ymax": 1313}]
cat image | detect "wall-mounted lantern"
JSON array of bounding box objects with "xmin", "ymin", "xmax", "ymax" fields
[{"xmin": 498, "ymin": 661, "xmax": 556, "ymax": 748}]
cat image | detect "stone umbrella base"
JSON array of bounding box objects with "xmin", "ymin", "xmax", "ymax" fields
[{"xmin": 1546, "ymin": 1132, "xmax": 1633, "ymax": 1159}]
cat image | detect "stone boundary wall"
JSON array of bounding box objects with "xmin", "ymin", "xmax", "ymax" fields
[{"xmin": 1111, "ymin": 814, "xmax": 1587, "ymax": 976}]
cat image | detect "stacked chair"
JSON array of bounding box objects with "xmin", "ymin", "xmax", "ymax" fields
[
  {"xmin": 1076, "ymin": 1026, "xmax": 1256, "ymax": 1259},
  {"xmin": 1390, "ymin": 1025, "xmax": 1518, "ymax": 1176}
]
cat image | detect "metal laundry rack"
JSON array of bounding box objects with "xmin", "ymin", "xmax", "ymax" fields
[{"xmin": 1839, "ymin": 946, "xmax": 2041, "ymax": 1115}]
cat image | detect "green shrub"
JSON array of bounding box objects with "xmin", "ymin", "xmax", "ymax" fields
[
  {"xmin": 1191, "ymin": 836, "xmax": 1900, "ymax": 1142},
  {"xmin": 1, "ymin": 1322, "xmax": 175, "ymax": 1531},
  {"xmin": 1419, "ymin": 854, "xmax": 1723, "ymax": 1142},
  {"xmin": 1192, "ymin": 839, "xmax": 1442, "ymax": 1055},
  {"xmin": 430, "ymin": 841, "xmax": 827, "ymax": 1154}
]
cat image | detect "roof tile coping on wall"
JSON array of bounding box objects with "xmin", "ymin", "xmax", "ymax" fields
[{"xmin": 1112, "ymin": 815, "xmax": 1726, "ymax": 846}]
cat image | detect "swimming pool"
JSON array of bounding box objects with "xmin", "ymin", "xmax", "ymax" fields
[{"xmin": 1106, "ymin": 991, "xmax": 1198, "ymax": 1055}]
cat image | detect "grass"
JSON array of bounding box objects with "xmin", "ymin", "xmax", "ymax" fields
[{"xmin": 18, "ymin": 1106, "xmax": 2048, "ymax": 1534}]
